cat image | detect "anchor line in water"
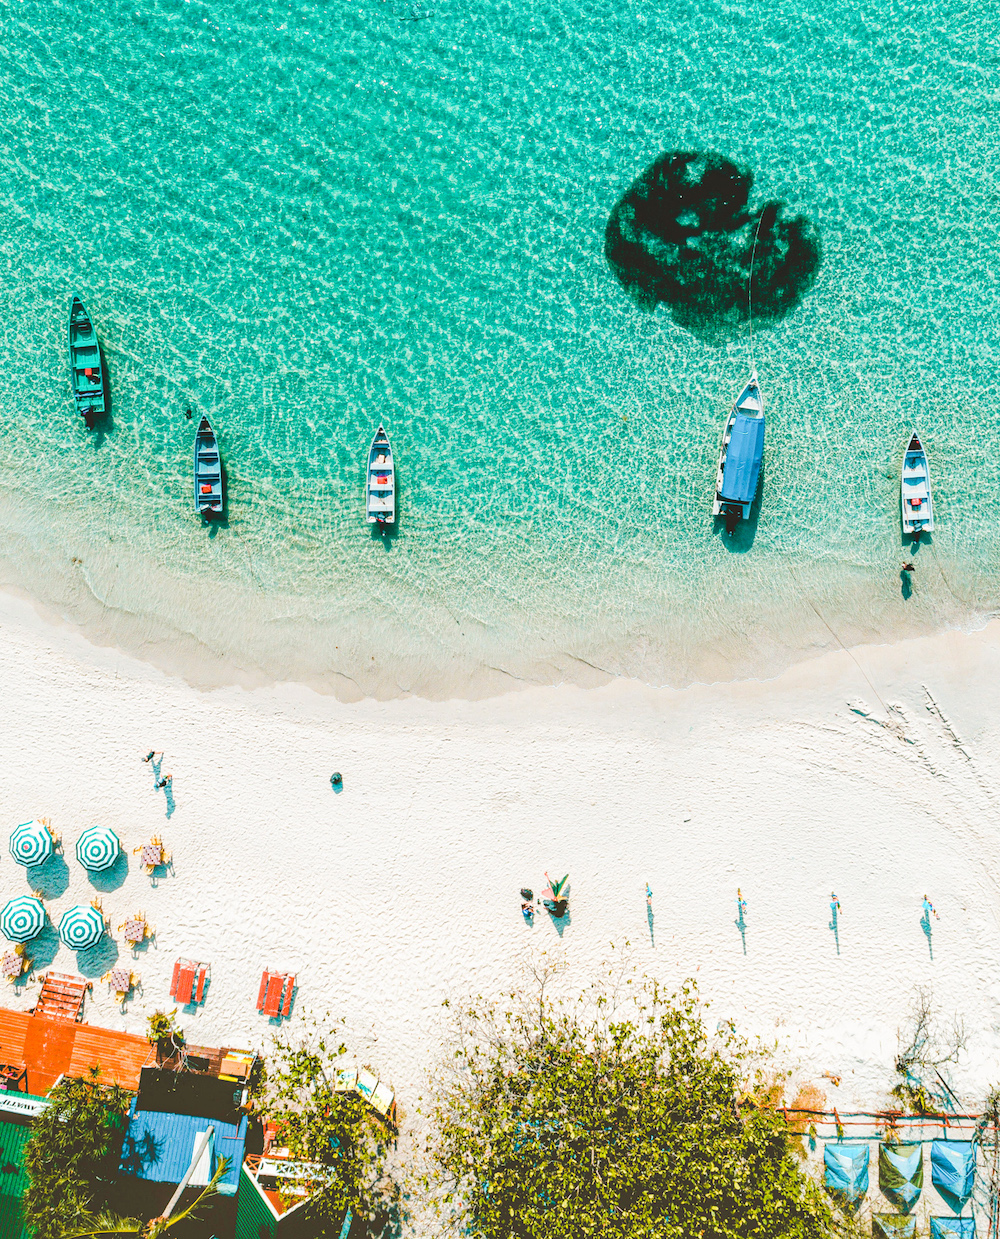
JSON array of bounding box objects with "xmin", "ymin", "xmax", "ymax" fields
[
  {"xmin": 747, "ymin": 210, "xmax": 765, "ymax": 375},
  {"xmin": 785, "ymin": 564, "xmax": 893, "ymax": 719}
]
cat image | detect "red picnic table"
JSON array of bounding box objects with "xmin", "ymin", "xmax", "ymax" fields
[
  {"xmin": 256, "ymin": 970, "xmax": 295, "ymax": 1018},
  {"xmin": 170, "ymin": 958, "xmax": 209, "ymax": 1005}
]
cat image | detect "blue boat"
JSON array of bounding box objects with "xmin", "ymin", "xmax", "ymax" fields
[
  {"xmin": 712, "ymin": 371, "xmax": 764, "ymax": 533},
  {"xmin": 68, "ymin": 296, "xmax": 106, "ymax": 428},
  {"xmin": 194, "ymin": 415, "xmax": 224, "ymax": 518}
]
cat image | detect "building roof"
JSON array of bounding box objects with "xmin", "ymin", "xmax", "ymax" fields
[
  {"xmin": 120, "ymin": 1089, "xmax": 248, "ymax": 1196},
  {"xmin": 0, "ymin": 1006, "xmax": 153, "ymax": 1096}
]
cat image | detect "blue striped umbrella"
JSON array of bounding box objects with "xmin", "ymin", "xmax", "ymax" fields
[
  {"xmin": 9, "ymin": 820, "xmax": 52, "ymax": 868},
  {"xmin": 58, "ymin": 904, "xmax": 105, "ymax": 950},
  {"xmin": 0, "ymin": 897, "xmax": 45, "ymax": 943},
  {"xmin": 75, "ymin": 826, "xmax": 120, "ymax": 873}
]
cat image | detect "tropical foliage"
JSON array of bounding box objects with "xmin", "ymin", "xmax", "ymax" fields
[
  {"xmin": 423, "ymin": 965, "xmax": 839, "ymax": 1239},
  {"xmin": 262, "ymin": 1014, "xmax": 397, "ymax": 1237},
  {"xmin": 22, "ymin": 1069, "xmax": 132, "ymax": 1239}
]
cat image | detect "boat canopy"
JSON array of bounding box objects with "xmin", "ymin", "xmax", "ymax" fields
[{"xmin": 720, "ymin": 414, "xmax": 764, "ymax": 504}]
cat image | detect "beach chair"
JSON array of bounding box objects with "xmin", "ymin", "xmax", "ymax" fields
[
  {"xmin": 281, "ymin": 974, "xmax": 295, "ymax": 1017},
  {"xmin": 256, "ymin": 971, "xmax": 270, "ymax": 1011},
  {"xmin": 357, "ymin": 1067, "xmax": 378, "ymax": 1101},
  {"xmin": 194, "ymin": 963, "xmax": 208, "ymax": 1003},
  {"xmin": 370, "ymin": 1080, "xmax": 395, "ymax": 1119}
]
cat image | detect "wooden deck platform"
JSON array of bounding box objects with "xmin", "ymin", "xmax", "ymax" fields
[{"xmin": 0, "ymin": 1006, "xmax": 154, "ymax": 1097}]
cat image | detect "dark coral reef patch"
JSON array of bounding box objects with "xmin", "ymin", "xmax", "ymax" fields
[{"xmin": 605, "ymin": 151, "xmax": 821, "ymax": 344}]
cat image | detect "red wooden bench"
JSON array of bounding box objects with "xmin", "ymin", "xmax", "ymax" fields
[
  {"xmin": 170, "ymin": 959, "xmax": 209, "ymax": 1005},
  {"xmin": 257, "ymin": 970, "xmax": 295, "ymax": 1018}
]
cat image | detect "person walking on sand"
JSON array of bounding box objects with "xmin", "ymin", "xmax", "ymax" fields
[
  {"xmin": 154, "ymin": 774, "xmax": 172, "ymax": 790},
  {"xmin": 646, "ymin": 883, "xmax": 653, "ymax": 903},
  {"xmin": 142, "ymin": 750, "xmax": 160, "ymax": 763},
  {"xmin": 923, "ymin": 894, "xmax": 939, "ymax": 920}
]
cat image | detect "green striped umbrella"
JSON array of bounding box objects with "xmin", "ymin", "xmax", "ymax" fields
[
  {"xmin": 0, "ymin": 897, "xmax": 45, "ymax": 942},
  {"xmin": 75, "ymin": 826, "xmax": 120, "ymax": 872},
  {"xmin": 58, "ymin": 904, "xmax": 105, "ymax": 950},
  {"xmin": 9, "ymin": 820, "xmax": 52, "ymax": 867}
]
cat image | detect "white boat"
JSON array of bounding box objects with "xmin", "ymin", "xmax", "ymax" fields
[
  {"xmin": 712, "ymin": 371, "xmax": 764, "ymax": 532},
  {"xmin": 366, "ymin": 426, "xmax": 395, "ymax": 526},
  {"xmin": 901, "ymin": 431, "xmax": 934, "ymax": 535}
]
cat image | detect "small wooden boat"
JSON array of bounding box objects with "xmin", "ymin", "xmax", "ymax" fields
[
  {"xmin": 193, "ymin": 416, "xmax": 224, "ymax": 518},
  {"xmin": 366, "ymin": 426, "xmax": 395, "ymax": 526},
  {"xmin": 68, "ymin": 296, "xmax": 106, "ymax": 428},
  {"xmin": 901, "ymin": 431, "xmax": 934, "ymax": 535},
  {"xmin": 712, "ymin": 371, "xmax": 764, "ymax": 533}
]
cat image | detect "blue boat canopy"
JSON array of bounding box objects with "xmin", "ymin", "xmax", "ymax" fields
[{"xmin": 720, "ymin": 414, "xmax": 764, "ymax": 505}]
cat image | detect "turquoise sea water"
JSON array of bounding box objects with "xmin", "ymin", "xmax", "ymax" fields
[{"xmin": 0, "ymin": 0, "xmax": 997, "ymax": 697}]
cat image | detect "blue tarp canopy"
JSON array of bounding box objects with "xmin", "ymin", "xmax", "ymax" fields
[
  {"xmin": 720, "ymin": 414, "xmax": 764, "ymax": 504},
  {"xmin": 825, "ymin": 1143, "xmax": 870, "ymax": 1207},
  {"xmin": 931, "ymin": 1218, "xmax": 976, "ymax": 1239},
  {"xmin": 931, "ymin": 1142, "xmax": 975, "ymax": 1214},
  {"xmin": 880, "ymin": 1143, "xmax": 923, "ymax": 1214}
]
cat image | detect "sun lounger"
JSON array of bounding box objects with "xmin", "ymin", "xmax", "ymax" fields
[
  {"xmin": 356, "ymin": 1068, "xmax": 378, "ymax": 1101},
  {"xmin": 194, "ymin": 964, "xmax": 208, "ymax": 1003},
  {"xmin": 257, "ymin": 972, "xmax": 269, "ymax": 1010},
  {"xmin": 335, "ymin": 1067, "xmax": 357, "ymax": 1092},
  {"xmin": 370, "ymin": 1081, "xmax": 395, "ymax": 1117},
  {"xmin": 281, "ymin": 975, "xmax": 295, "ymax": 1017}
]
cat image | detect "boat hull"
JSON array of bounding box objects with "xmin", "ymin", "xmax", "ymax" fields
[
  {"xmin": 901, "ymin": 432, "xmax": 934, "ymax": 534},
  {"xmin": 68, "ymin": 296, "xmax": 106, "ymax": 428},
  {"xmin": 194, "ymin": 416, "xmax": 224, "ymax": 517},
  {"xmin": 712, "ymin": 373, "xmax": 764, "ymax": 530},
  {"xmin": 366, "ymin": 427, "xmax": 395, "ymax": 525}
]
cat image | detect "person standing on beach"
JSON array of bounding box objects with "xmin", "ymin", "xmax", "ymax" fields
[
  {"xmin": 142, "ymin": 750, "xmax": 160, "ymax": 763},
  {"xmin": 154, "ymin": 774, "xmax": 172, "ymax": 789},
  {"xmin": 922, "ymin": 894, "xmax": 939, "ymax": 920}
]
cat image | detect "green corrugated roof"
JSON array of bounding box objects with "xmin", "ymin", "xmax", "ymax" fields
[
  {"xmin": 234, "ymin": 1164, "xmax": 276, "ymax": 1239},
  {"xmin": 0, "ymin": 1116, "xmax": 32, "ymax": 1239}
]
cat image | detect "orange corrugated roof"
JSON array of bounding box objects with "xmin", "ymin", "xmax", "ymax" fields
[{"xmin": 0, "ymin": 1006, "xmax": 152, "ymax": 1097}]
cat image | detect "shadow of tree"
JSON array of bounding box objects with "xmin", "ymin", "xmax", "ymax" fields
[{"xmin": 605, "ymin": 150, "xmax": 821, "ymax": 344}]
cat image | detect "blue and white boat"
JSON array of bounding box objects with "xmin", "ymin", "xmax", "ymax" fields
[
  {"xmin": 901, "ymin": 431, "xmax": 934, "ymax": 535},
  {"xmin": 712, "ymin": 371, "xmax": 764, "ymax": 533},
  {"xmin": 194, "ymin": 415, "xmax": 224, "ymax": 518}
]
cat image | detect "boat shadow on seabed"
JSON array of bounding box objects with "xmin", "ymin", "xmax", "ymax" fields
[{"xmin": 713, "ymin": 457, "xmax": 764, "ymax": 553}]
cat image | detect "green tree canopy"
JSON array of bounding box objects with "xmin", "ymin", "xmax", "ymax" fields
[
  {"xmin": 261, "ymin": 1015, "xmax": 397, "ymax": 1237},
  {"xmin": 424, "ymin": 970, "xmax": 839, "ymax": 1239},
  {"xmin": 23, "ymin": 1069, "xmax": 132, "ymax": 1239}
]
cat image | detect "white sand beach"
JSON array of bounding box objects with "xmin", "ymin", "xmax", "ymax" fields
[{"xmin": 3, "ymin": 587, "xmax": 1000, "ymax": 1137}]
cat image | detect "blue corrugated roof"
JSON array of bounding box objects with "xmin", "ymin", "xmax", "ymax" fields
[
  {"xmin": 720, "ymin": 414, "xmax": 764, "ymax": 504},
  {"xmin": 119, "ymin": 1099, "xmax": 247, "ymax": 1196}
]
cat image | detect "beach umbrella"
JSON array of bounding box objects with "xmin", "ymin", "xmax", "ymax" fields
[
  {"xmin": 75, "ymin": 826, "xmax": 120, "ymax": 872},
  {"xmin": 58, "ymin": 904, "xmax": 105, "ymax": 950},
  {"xmin": 0, "ymin": 896, "xmax": 45, "ymax": 943},
  {"xmin": 9, "ymin": 820, "xmax": 52, "ymax": 868}
]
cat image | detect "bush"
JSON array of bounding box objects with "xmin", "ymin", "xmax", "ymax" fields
[{"xmin": 423, "ymin": 968, "xmax": 838, "ymax": 1239}]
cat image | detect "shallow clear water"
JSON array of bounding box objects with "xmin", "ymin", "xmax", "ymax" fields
[{"xmin": 0, "ymin": 0, "xmax": 997, "ymax": 697}]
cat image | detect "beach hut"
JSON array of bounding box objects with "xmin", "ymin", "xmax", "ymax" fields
[
  {"xmin": 235, "ymin": 1150, "xmax": 348, "ymax": 1239},
  {"xmin": 0, "ymin": 897, "xmax": 45, "ymax": 943},
  {"xmin": 58, "ymin": 904, "xmax": 106, "ymax": 950},
  {"xmin": 9, "ymin": 820, "xmax": 53, "ymax": 868},
  {"xmin": 75, "ymin": 826, "xmax": 120, "ymax": 872}
]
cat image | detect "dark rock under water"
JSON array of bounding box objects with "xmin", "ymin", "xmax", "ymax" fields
[{"xmin": 605, "ymin": 150, "xmax": 822, "ymax": 344}]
